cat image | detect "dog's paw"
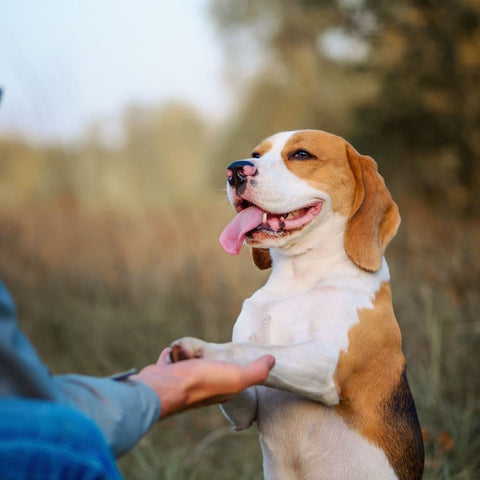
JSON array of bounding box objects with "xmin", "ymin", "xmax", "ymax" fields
[{"xmin": 170, "ymin": 337, "xmax": 207, "ymax": 363}]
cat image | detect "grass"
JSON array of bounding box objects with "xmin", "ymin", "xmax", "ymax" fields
[{"xmin": 0, "ymin": 197, "xmax": 478, "ymax": 479}]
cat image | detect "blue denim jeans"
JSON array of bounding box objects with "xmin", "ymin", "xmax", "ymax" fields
[{"xmin": 0, "ymin": 398, "xmax": 123, "ymax": 480}]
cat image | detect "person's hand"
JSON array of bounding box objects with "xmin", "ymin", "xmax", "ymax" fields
[{"xmin": 131, "ymin": 348, "xmax": 275, "ymax": 419}]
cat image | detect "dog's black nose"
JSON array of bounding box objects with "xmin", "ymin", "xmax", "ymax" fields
[{"xmin": 227, "ymin": 160, "xmax": 257, "ymax": 188}]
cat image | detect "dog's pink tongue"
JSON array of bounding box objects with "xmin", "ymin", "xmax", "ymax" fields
[{"xmin": 219, "ymin": 206, "xmax": 264, "ymax": 255}]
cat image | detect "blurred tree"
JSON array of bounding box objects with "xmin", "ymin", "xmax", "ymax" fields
[
  {"xmin": 210, "ymin": 0, "xmax": 480, "ymax": 214},
  {"xmin": 40, "ymin": 145, "xmax": 79, "ymax": 209},
  {"xmin": 0, "ymin": 101, "xmax": 212, "ymax": 211},
  {"xmin": 74, "ymin": 123, "xmax": 122, "ymax": 208},
  {"xmin": 0, "ymin": 139, "xmax": 45, "ymax": 206},
  {"xmin": 120, "ymin": 101, "xmax": 211, "ymax": 206},
  {"xmin": 0, "ymin": 139, "xmax": 78, "ymax": 207},
  {"xmin": 354, "ymin": 0, "xmax": 480, "ymax": 213}
]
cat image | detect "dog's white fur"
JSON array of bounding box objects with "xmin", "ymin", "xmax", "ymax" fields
[{"xmin": 171, "ymin": 130, "xmax": 422, "ymax": 479}]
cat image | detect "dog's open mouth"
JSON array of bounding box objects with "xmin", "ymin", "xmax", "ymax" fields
[{"xmin": 219, "ymin": 201, "xmax": 323, "ymax": 255}]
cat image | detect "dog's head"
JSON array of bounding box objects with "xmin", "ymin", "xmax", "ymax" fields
[{"xmin": 219, "ymin": 130, "xmax": 400, "ymax": 272}]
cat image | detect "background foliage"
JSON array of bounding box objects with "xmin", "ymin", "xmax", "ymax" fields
[{"xmin": 1, "ymin": 0, "xmax": 479, "ymax": 478}]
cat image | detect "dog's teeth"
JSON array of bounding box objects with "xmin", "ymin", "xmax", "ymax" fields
[{"xmin": 263, "ymin": 212, "xmax": 268, "ymax": 224}]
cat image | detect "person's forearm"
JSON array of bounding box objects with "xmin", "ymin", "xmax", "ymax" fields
[{"xmin": 53, "ymin": 374, "xmax": 160, "ymax": 457}]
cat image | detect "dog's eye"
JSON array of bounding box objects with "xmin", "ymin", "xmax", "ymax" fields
[
  {"xmin": 289, "ymin": 149, "xmax": 316, "ymax": 160},
  {"xmin": 251, "ymin": 152, "xmax": 261, "ymax": 159}
]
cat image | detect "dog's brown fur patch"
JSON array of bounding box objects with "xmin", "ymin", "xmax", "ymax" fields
[
  {"xmin": 280, "ymin": 130, "xmax": 356, "ymax": 217},
  {"xmin": 252, "ymin": 139, "xmax": 273, "ymax": 157},
  {"xmin": 334, "ymin": 282, "xmax": 424, "ymax": 479},
  {"xmin": 252, "ymin": 248, "xmax": 272, "ymax": 270},
  {"xmin": 344, "ymin": 144, "xmax": 401, "ymax": 272}
]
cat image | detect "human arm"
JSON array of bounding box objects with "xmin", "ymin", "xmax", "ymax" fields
[
  {"xmin": 0, "ymin": 279, "xmax": 161, "ymax": 457},
  {"xmin": 52, "ymin": 349, "xmax": 274, "ymax": 454}
]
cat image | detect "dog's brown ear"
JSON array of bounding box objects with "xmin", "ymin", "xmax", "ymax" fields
[
  {"xmin": 252, "ymin": 248, "xmax": 272, "ymax": 270},
  {"xmin": 344, "ymin": 143, "xmax": 401, "ymax": 272}
]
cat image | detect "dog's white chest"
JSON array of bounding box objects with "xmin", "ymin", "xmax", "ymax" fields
[
  {"xmin": 233, "ymin": 260, "xmax": 390, "ymax": 349},
  {"xmin": 233, "ymin": 285, "xmax": 360, "ymax": 350}
]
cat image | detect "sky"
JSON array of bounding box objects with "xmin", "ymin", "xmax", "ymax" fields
[{"xmin": 0, "ymin": 0, "xmax": 229, "ymax": 142}]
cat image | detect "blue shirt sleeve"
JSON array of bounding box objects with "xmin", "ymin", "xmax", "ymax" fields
[
  {"xmin": 0, "ymin": 278, "xmax": 161, "ymax": 457},
  {"xmin": 53, "ymin": 374, "xmax": 160, "ymax": 457}
]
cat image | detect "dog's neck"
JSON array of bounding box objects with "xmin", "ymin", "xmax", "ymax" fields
[{"xmin": 264, "ymin": 211, "xmax": 387, "ymax": 294}]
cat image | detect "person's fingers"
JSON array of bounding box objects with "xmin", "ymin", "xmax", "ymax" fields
[
  {"xmin": 158, "ymin": 347, "xmax": 172, "ymax": 364},
  {"xmin": 240, "ymin": 354, "xmax": 275, "ymax": 386},
  {"xmin": 134, "ymin": 353, "xmax": 276, "ymax": 419}
]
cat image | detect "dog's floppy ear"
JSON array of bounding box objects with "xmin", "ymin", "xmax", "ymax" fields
[
  {"xmin": 252, "ymin": 248, "xmax": 272, "ymax": 270},
  {"xmin": 344, "ymin": 143, "xmax": 401, "ymax": 272}
]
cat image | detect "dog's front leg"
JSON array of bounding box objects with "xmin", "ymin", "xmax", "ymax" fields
[
  {"xmin": 170, "ymin": 337, "xmax": 339, "ymax": 406},
  {"xmin": 220, "ymin": 387, "xmax": 258, "ymax": 431}
]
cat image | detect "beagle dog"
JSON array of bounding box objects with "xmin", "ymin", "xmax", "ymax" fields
[{"xmin": 171, "ymin": 130, "xmax": 424, "ymax": 480}]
